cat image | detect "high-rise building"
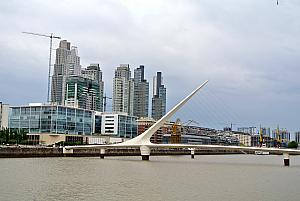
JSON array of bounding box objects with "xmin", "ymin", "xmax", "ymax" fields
[
  {"xmin": 112, "ymin": 64, "xmax": 134, "ymax": 115},
  {"xmin": 151, "ymin": 72, "xmax": 166, "ymax": 120},
  {"xmin": 82, "ymin": 64, "xmax": 104, "ymax": 111},
  {"xmin": 295, "ymin": 131, "xmax": 300, "ymax": 144},
  {"xmin": 51, "ymin": 40, "xmax": 81, "ymax": 105},
  {"xmin": 65, "ymin": 76, "xmax": 101, "ymax": 111},
  {"xmin": 133, "ymin": 65, "xmax": 149, "ymax": 118},
  {"xmin": 67, "ymin": 47, "xmax": 81, "ymax": 76}
]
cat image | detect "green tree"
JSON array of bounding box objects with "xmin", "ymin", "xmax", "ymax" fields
[{"xmin": 288, "ymin": 141, "xmax": 298, "ymax": 149}]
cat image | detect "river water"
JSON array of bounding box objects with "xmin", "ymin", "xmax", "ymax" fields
[{"xmin": 1, "ymin": 155, "xmax": 300, "ymax": 201}]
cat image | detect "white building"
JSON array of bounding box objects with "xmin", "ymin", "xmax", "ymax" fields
[
  {"xmin": 0, "ymin": 102, "xmax": 9, "ymax": 129},
  {"xmin": 232, "ymin": 132, "xmax": 251, "ymax": 146},
  {"xmin": 237, "ymin": 127, "xmax": 257, "ymax": 135},
  {"xmin": 112, "ymin": 64, "xmax": 134, "ymax": 115},
  {"xmin": 100, "ymin": 112, "xmax": 137, "ymax": 139}
]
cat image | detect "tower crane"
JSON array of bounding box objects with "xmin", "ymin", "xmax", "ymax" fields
[
  {"xmin": 103, "ymin": 94, "xmax": 112, "ymax": 112},
  {"xmin": 22, "ymin": 32, "xmax": 61, "ymax": 103},
  {"xmin": 170, "ymin": 118, "xmax": 181, "ymax": 144}
]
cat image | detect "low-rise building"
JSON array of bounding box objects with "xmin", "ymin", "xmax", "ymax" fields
[
  {"xmin": 137, "ymin": 117, "xmax": 169, "ymax": 144},
  {"xmin": 237, "ymin": 127, "xmax": 256, "ymax": 135},
  {"xmin": 99, "ymin": 112, "xmax": 138, "ymax": 139},
  {"xmin": 231, "ymin": 132, "xmax": 251, "ymax": 146},
  {"xmin": 0, "ymin": 102, "xmax": 9, "ymax": 129},
  {"xmin": 9, "ymin": 103, "xmax": 94, "ymax": 145},
  {"xmin": 272, "ymin": 128, "xmax": 290, "ymax": 147},
  {"xmin": 9, "ymin": 103, "xmax": 94, "ymax": 135}
]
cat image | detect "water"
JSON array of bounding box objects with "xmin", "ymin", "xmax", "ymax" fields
[{"xmin": 1, "ymin": 155, "xmax": 300, "ymax": 201}]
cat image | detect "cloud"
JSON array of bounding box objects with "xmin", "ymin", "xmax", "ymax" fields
[{"xmin": 1, "ymin": 0, "xmax": 300, "ymax": 133}]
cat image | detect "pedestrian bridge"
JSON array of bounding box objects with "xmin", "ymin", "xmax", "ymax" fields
[{"xmin": 65, "ymin": 80, "xmax": 300, "ymax": 166}]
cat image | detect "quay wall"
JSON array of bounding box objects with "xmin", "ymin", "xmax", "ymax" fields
[{"xmin": 0, "ymin": 146, "xmax": 256, "ymax": 158}]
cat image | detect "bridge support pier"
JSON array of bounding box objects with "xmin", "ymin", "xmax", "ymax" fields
[
  {"xmin": 283, "ymin": 153, "xmax": 290, "ymax": 166},
  {"xmin": 140, "ymin": 145, "xmax": 150, "ymax": 161},
  {"xmin": 100, "ymin": 148, "xmax": 106, "ymax": 159},
  {"xmin": 191, "ymin": 148, "xmax": 195, "ymax": 159},
  {"xmin": 63, "ymin": 147, "xmax": 73, "ymax": 155}
]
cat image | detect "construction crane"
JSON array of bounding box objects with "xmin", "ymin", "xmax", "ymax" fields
[
  {"xmin": 103, "ymin": 94, "xmax": 112, "ymax": 112},
  {"xmin": 22, "ymin": 32, "xmax": 61, "ymax": 103},
  {"xmin": 170, "ymin": 118, "xmax": 182, "ymax": 144},
  {"xmin": 259, "ymin": 126, "xmax": 263, "ymax": 147},
  {"xmin": 184, "ymin": 119, "xmax": 199, "ymax": 126}
]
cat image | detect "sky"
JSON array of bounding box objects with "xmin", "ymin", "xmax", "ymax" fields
[{"xmin": 0, "ymin": 0, "xmax": 300, "ymax": 134}]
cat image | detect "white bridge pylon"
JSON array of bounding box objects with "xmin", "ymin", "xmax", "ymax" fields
[{"xmin": 65, "ymin": 80, "xmax": 300, "ymax": 166}]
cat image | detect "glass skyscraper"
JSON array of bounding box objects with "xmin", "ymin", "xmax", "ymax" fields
[{"xmin": 65, "ymin": 76, "xmax": 102, "ymax": 111}]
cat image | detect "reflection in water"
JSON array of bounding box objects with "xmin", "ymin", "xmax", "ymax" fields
[{"xmin": 1, "ymin": 155, "xmax": 300, "ymax": 201}]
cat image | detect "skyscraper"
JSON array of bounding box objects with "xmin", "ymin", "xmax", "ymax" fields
[
  {"xmin": 133, "ymin": 65, "xmax": 149, "ymax": 118},
  {"xmin": 81, "ymin": 64, "xmax": 104, "ymax": 111},
  {"xmin": 112, "ymin": 64, "xmax": 134, "ymax": 115},
  {"xmin": 51, "ymin": 40, "xmax": 81, "ymax": 105},
  {"xmin": 151, "ymin": 72, "xmax": 166, "ymax": 120},
  {"xmin": 65, "ymin": 76, "xmax": 101, "ymax": 111}
]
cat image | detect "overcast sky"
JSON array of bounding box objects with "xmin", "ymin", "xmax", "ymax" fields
[{"xmin": 0, "ymin": 0, "xmax": 300, "ymax": 134}]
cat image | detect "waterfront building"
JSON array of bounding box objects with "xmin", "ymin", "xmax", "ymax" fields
[
  {"xmin": 81, "ymin": 64, "xmax": 104, "ymax": 111},
  {"xmin": 272, "ymin": 128, "xmax": 290, "ymax": 146},
  {"xmin": 237, "ymin": 127, "xmax": 257, "ymax": 135},
  {"xmin": 9, "ymin": 103, "xmax": 93, "ymax": 135},
  {"xmin": 0, "ymin": 102, "xmax": 9, "ymax": 129},
  {"xmin": 99, "ymin": 112, "xmax": 137, "ymax": 139},
  {"xmin": 133, "ymin": 65, "xmax": 149, "ymax": 118},
  {"xmin": 231, "ymin": 132, "xmax": 251, "ymax": 146},
  {"xmin": 151, "ymin": 72, "xmax": 166, "ymax": 120},
  {"xmin": 112, "ymin": 64, "xmax": 134, "ymax": 115},
  {"xmin": 137, "ymin": 117, "xmax": 168, "ymax": 144},
  {"xmin": 65, "ymin": 76, "xmax": 101, "ymax": 111},
  {"xmin": 51, "ymin": 40, "xmax": 81, "ymax": 105},
  {"xmin": 295, "ymin": 131, "xmax": 300, "ymax": 144},
  {"xmin": 163, "ymin": 133, "xmax": 211, "ymax": 144},
  {"xmin": 251, "ymin": 135, "xmax": 274, "ymax": 147}
]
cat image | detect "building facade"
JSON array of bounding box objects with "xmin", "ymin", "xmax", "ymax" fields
[
  {"xmin": 112, "ymin": 64, "xmax": 134, "ymax": 115},
  {"xmin": 272, "ymin": 128, "xmax": 290, "ymax": 146},
  {"xmin": 133, "ymin": 65, "xmax": 149, "ymax": 118},
  {"xmin": 81, "ymin": 64, "xmax": 104, "ymax": 111},
  {"xmin": 137, "ymin": 117, "xmax": 170, "ymax": 144},
  {"xmin": 0, "ymin": 102, "xmax": 9, "ymax": 129},
  {"xmin": 65, "ymin": 76, "xmax": 101, "ymax": 111},
  {"xmin": 51, "ymin": 40, "xmax": 81, "ymax": 105},
  {"xmin": 9, "ymin": 104, "xmax": 93, "ymax": 135},
  {"xmin": 295, "ymin": 131, "xmax": 300, "ymax": 144},
  {"xmin": 151, "ymin": 72, "xmax": 166, "ymax": 120},
  {"xmin": 231, "ymin": 132, "xmax": 251, "ymax": 146},
  {"xmin": 99, "ymin": 112, "xmax": 137, "ymax": 139},
  {"xmin": 237, "ymin": 127, "xmax": 257, "ymax": 135}
]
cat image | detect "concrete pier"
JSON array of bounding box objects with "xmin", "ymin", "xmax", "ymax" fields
[
  {"xmin": 100, "ymin": 148, "xmax": 106, "ymax": 159},
  {"xmin": 140, "ymin": 146, "xmax": 150, "ymax": 161},
  {"xmin": 191, "ymin": 148, "xmax": 195, "ymax": 159},
  {"xmin": 283, "ymin": 153, "xmax": 290, "ymax": 166}
]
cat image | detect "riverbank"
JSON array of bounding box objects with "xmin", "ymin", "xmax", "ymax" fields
[{"xmin": 0, "ymin": 146, "xmax": 256, "ymax": 158}]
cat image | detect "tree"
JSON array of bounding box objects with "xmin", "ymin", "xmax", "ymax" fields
[{"xmin": 288, "ymin": 141, "xmax": 298, "ymax": 149}]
